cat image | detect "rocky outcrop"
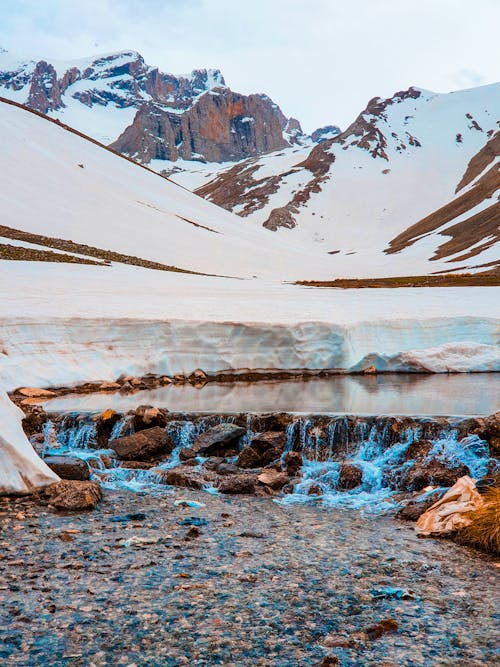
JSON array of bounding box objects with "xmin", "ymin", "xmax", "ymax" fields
[
  {"xmin": 110, "ymin": 90, "xmax": 291, "ymax": 163},
  {"xmin": 0, "ymin": 49, "xmax": 307, "ymax": 164},
  {"xmin": 191, "ymin": 423, "xmax": 246, "ymax": 456}
]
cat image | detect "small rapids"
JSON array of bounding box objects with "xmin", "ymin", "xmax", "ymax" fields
[{"xmin": 38, "ymin": 411, "xmax": 496, "ymax": 511}]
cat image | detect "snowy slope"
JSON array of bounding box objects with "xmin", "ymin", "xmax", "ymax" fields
[
  {"xmin": 197, "ymin": 84, "xmax": 500, "ymax": 276},
  {"xmin": 0, "ymin": 97, "xmax": 334, "ymax": 280}
]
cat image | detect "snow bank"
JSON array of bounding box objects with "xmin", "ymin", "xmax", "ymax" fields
[{"xmin": 0, "ymin": 392, "xmax": 59, "ymax": 495}]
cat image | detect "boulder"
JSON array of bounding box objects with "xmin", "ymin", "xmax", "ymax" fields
[
  {"xmin": 236, "ymin": 446, "xmax": 262, "ymax": 469},
  {"xmin": 337, "ymin": 463, "xmax": 363, "ymax": 490},
  {"xmin": 132, "ymin": 405, "xmax": 167, "ymax": 431},
  {"xmin": 250, "ymin": 431, "xmax": 286, "ymax": 453},
  {"xmin": 95, "ymin": 409, "xmax": 121, "ymax": 448},
  {"xmin": 216, "ymin": 462, "xmax": 240, "ymax": 475},
  {"xmin": 111, "ymin": 426, "xmax": 173, "ymax": 461},
  {"xmin": 404, "ymin": 458, "xmax": 470, "ymax": 491},
  {"xmin": 257, "ymin": 470, "xmax": 289, "ymax": 490},
  {"xmin": 156, "ymin": 466, "xmax": 212, "ymax": 490},
  {"xmin": 179, "ymin": 447, "xmax": 197, "ymax": 461},
  {"xmin": 43, "ymin": 456, "xmax": 90, "ymax": 481},
  {"xmin": 204, "ymin": 456, "xmax": 225, "ymax": 470},
  {"xmin": 218, "ymin": 474, "xmax": 257, "ymax": 495},
  {"xmin": 283, "ymin": 451, "xmax": 302, "ymax": 476},
  {"xmin": 119, "ymin": 461, "xmax": 156, "ymax": 470},
  {"xmin": 46, "ymin": 480, "xmax": 102, "ymax": 511},
  {"xmin": 192, "ymin": 424, "xmax": 245, "ymax": 456}
]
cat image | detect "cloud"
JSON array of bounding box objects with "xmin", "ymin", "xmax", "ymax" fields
[{"xmin": 1, "ymin": 0, "xmax": 499, "ymax": 131}]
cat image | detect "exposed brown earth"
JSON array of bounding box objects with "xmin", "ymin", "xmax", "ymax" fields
[
  {"xmin": 295, "ymin": 270, "xmax": 500, "ymax": 288},
  {"xmin": 0, "ymin": 224, "xmax": 208, "ymax": 275},
  {"xmin": 0, "ymin": 243, "xmax": 105, "ymax": 266}
]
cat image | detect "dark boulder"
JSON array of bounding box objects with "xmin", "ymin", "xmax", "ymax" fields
[
  {"xmin": 404, "ymin": 458, "xmax": 469, "ymax": 491},
  {"xmin": 179, "ymin": 447, "xmax": 197, "ymax": 461},
  {"xmin": 218, "ymin": 474, "xmax": 257, "ymax": 495},
  {"xmin": 192, "ymin": 423, "xmax": 245, "ymax": 456},
  {"xmin": 236, "ymin": 446, "xmax": 262, "ymax": 469},
  {"xmin": 337, "ymin": 463, "xmax": 363, "ymax": 490},
  {"xmin": 43, "ymin": 455, "xmax": 90, "ymax": 481},
  {"xmin": 283, "ymin": 451, "xmax": 302, "ymax": 476},
  {"xmin": 132, "ymin": 405, "xmax": 167, "ymax": 431},
  {"xmin": 250, "ymin": 431, "xmax": 286, "ymax": 453},
  {"xmin": 111, "ymin": 426, "xmax": 173, "ymax": 461}
]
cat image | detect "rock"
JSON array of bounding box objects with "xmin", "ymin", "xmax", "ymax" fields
[
  {"xmin": 282, "ymin": 477, "xmax": 301, "ymax": 494},
  {"xmin": 179, "ymin": 447, "xmax": 197, "ymax": 461},
  {"xmin": 308, "ymin": 484, "xmax": 323, "ymax": 496},
  {"xmin": 216, "ymin": 463, "xmax": 240, "ymax": 475},
  {"xmin": 204, "ymin": 456, "xmax": 225, "ymax": 470},
  {"xmin": 189, "ymin": 369, "xmax": 208, "ymax": 385},
  {"xmin": 404, "ymin": 440, "xmax": 433, "ymax": 461},
  {"xmin": 365, "ymin": 619, "xmax": 398, "ymax": 640},
  {"xmin": 404, "ymin": 458, "xmax": 470, "ymax": 491},
  {"xmin": 99, "ymin": 382, "xmax": 121, "ymax": 391},
  {"xmin": 132, "ymin": 405, "xmax": 167, "ymax": 431},
  {"xmin": 17, "ymin": 387, "xmax": 56, "ymax": 398},
  {"xmin": 257, "ymin": 470, "xmax": 289, "ymax": 490},
  {"xmin": 192, "ymin": 424, "xmax": 245, "ymax": 456},
  {"xmin": 337, "ymin": 463, "xmax": 363, "ymax": 490},
  {"xmin": 250, "ymin": 431, "xmax": 286, "ymax": 453},
  {"xmin": 111, "ymin": 426, "xmax": 174, "ymax": 461},
  {"xmin": 46, "ymin": 480, "xmax": 102, "ymax": 511},
  {"xmin": 157, "ymin": 466, "xmax": 204, "ymax": 490},
  {"xmin": 95, "ymin": 409, "xmax": 121, "ymax": 448},
  {"xmin": 283, "ymin": 451, "xmax": 302, "ymax": 476},
  {"xmin": 119, "ymin": 461, "xmax": 156, "ymax": 470},
  {"xmin": 218, "ymin": 474, "xmax": 257, "ymax": 495},
  {"xmin": 21, "ymin": 406, "xmax": 48, "ymax": 438},
  {"xmin": 316, "ymin": 658, "xmax": 340, "ymax": 667},
  {"xmin": 236, "ymin": 446, "xmax": 262, "ymax": 469},
  {"xmin": 43, "ymin": 456, "xmax": 90, "ymax": 481}
]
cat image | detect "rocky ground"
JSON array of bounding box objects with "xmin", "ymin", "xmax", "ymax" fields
[{"xmin": 1, "ymin": 488, "xmax": 498, "ymax": 667}]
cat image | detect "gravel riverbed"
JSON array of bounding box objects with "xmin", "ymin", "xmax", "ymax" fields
[{"xmin": 1, "ymin": 488, "xmax": 498, "ymax": 667}]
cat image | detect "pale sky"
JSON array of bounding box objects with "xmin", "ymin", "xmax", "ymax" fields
[{"xmin": 1, "ymin": 0, "xmax": 499, "ymax": 132}]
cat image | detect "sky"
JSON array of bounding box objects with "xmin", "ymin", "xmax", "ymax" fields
[{"xmin": 1, "ymin": 0, "xmax": 499, "ymax": 132}]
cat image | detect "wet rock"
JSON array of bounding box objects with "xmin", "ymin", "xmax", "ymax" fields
[
  {"xmin": 132, "ymin": 405, "xmax": 167, "ymax": 431},
  {"xmin": 95, "ymin": 409, "xmax": 121, "ymax": 448},
  {"xmin": 404, "ymin": 440, "xmax": 433, "ymax": 461},
  {"xmin": 119, "ymin": 461, "xmax": 156, "ymax": 470},
  {"xmin": 405, "ymin": 458, "xmax": 470, "ymax": 491},
  {"xmin": 250, "ymin": 431, "xmax": 286, "ymax": 453},
  {"xmin": 43, "ymin": 456, "xmax": 90, "ymax": 481},
  {"xmin": 216, "ymin": 462, "xmax": 240, "ymax": 475},
  {"xmin": 21, "ymin": 406, "xmax": 47, "ymax": 438},
  {"xmin": 338, "ymin": 463, "xmax": 363, "ymax": 490},
  {"xmin": 257, "ymin": 470, "xmax": 289, "ymax": 490},
  {"xmin": 99, "ymin": 381, "xmax": 121, "ymax": 391},
  {"xmin": 237, "ymin": 446, "xmax": 262, "ymax": 469},
  {"xmin": 284, "ymin": 451, "xmax": 303, "ymax": 476},
  {"xmin": 111, "ymin": 426, "xmax": 173, "ymax": 461},
  {"xmin": 218, "ymin": 474, "xmax": 257, "ymax": 495},
  {"xmin": 308, "ymin": 484, "xmax": 323, "ymax": 496},
  {"xmin": 397, "ymin": 493, "xmax": 445, "ymax": 521},
  {"xmin": 179, "ymin": 447, "xmax": 197, "ymax": 461},
  {"xmin": 45, "ymin": 480, "xmax": 102, "ymax": 511},
  {"xmin": 157, "ymin": 466, "xmax": 210, "ymax": 490},
  {"xmin": 192, "ymin": 423, "xmax": 245, "ymax": 456},
  {"xmin": 282, "ymin": 477, "xmax": 301, "ymax": 494},
  {"xmin": 260, "ymin": 447, "xmax": 283, "ymax": 466},
  {"xmin": 204, "ymin": 456, "xmax": 225, "ymax": 470}
]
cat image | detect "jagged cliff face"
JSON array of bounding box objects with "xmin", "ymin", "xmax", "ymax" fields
[
  {"xmin": 110, "ymin": 90, "xmax": 290, "ymax": 163},
  {"xmin": 0, "ymin": 49, "xmax": 305, "ymax": 162}
]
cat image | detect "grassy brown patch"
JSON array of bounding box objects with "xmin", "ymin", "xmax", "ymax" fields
[
  {"xmin": 295, "ymin": 270, "xmax": 500, "ymax": 288},
  {"xmin": 453, "ymin": 486, "xmax": 500, "ymax": 556}
]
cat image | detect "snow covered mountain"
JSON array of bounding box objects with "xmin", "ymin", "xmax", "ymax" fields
[
  {"xmin": 196, "ymin": 84, "xmax": 500, "ymax": 274},
  {"xmin": 0, "ymin": 48, "xmax": 316, "ymax": 162}
]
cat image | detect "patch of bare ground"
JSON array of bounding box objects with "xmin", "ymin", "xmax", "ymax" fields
[
  {"xmin": 0, "ymin": 224, "xmax": 209, "ymax": 275},
  {"xmin": 295, "ymin": 270, "xmax": 500, "ymax": 288},
  {"xmin": 0, "ymin": 244, "xmax": 105, "ymax": 266},
  {"xmin": 386, "ymin": 132, "xmax": 500, "ymax": 260}
]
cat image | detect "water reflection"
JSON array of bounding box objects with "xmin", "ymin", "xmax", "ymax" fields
[{"xmin": 42, "ymin": 373, "xmax": 499, "ymax": 416}]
